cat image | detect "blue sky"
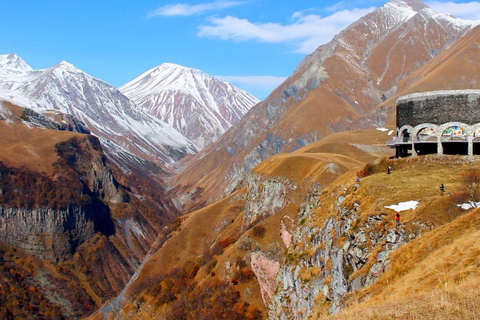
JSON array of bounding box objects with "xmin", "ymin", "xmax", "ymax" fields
[{"xmin": 2, "ymin": 0, "xmax": 480, "ymax": 99}]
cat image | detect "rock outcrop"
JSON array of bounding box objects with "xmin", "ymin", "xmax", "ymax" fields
[
  {"xmin": 268, "ymin": 183, "xmax": 431, "ymax": 319},
  {"xmin": 0, "ymin": 131, "xmax": 179, "ymax": 318},
  {"xmin": 0, "ymin": 135, "xmax": 121, "ymax": 260}
]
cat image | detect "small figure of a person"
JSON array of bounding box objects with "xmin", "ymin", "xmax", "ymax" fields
[
  {"xmin": 395, "ymin": 213, "xmax": 400, "ymax": 227},
  {"xmin": 387, "ymin": 166, "xmax": 391, "ymax": 174},
  {"xmin": 356, "ymin": 177, "xmax": 361, "ymax": 183},
  {"xmin": 440, "ymin": 183, "xmax": 445, "ymax": 196}
]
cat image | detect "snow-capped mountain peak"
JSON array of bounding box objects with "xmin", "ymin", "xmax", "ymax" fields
[
  {"xmin": 120, "ymin": 63, "xmax": 259, "ymax": 149},
  {"xmin": 391, "ymin": 0, "xmax": 428, "ymax": 12},
  {"xmin": 0, "ymin": 53, "xmax": 33, "ymax": 75},
  {"xmin": 52, "ymin": 60, "xmax": 78, "ymax": 71},
  {"xmin": 0, "ymin": 55, "xmax": 197, "ymax": 168}
]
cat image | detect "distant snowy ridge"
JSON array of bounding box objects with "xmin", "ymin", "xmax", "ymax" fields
[
  {"xmin": 0, "ymin": 54, "xmax": 197, "ymax": 167},
  {"xmin": 120, "ymin": 63, "xmax": 259, "ymax": 149},
  {"xmin": 0, "ymin": 53, "xmax": 33, "ymax": 75}
]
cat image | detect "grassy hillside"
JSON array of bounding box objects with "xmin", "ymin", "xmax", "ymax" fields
[
  {"xmin": 303, "ymin": 155, "xmax": 480, "ymax": 319},
  {"xmin": 0, "ymin": 102, "xmax": 83, "ymax": 175},
  {"xmin": 94, "ymin": 128, "xmax": 394, "ymax": 319}
]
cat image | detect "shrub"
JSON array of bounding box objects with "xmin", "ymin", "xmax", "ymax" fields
[
  {"xmin": 358, "ymin": 158, "xmax": 396, "ymax": 178},
  {"xmin": 235, "ymin": 268, "xmax": 256, "ymax": 282},
  {"xmin": 252, "ymin": 225, "xmax": 266, "ymax": 239},
  {"xmin": 462, "ymin": 169, "xmax": 480, "ymax": 202}
]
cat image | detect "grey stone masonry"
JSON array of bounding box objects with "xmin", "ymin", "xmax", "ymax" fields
[
  {"xmin": 390, "ymin": 90, "xmax": 480, "ymax": 157},
  {"xmin": 397, "ymin": 90, "xmax": 480, "ymax": 128}
]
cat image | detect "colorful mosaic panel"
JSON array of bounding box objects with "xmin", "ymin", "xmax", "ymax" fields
[
  {"xmin": 418, "ymin": 127, "xmax": 436, "ymax": 136},
  {"xmin": 443, "ymin": 126, "xmax": 465, "ymax": 136}
]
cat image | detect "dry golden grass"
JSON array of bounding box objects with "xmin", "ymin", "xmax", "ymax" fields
[
  {"xmin": 329, "ymin": 277, "xmax": 480, "ymax": 320},
  {"xmin": 120, "ymin": 129, "xmax": 393, "ymax": 318},
  {"xmin": 0, "ymin": 113, "xmax": 83, "ymax": 175},
  {"xmin": 310, "ymin": 156, "xmax": 480, "ymax": 319}
]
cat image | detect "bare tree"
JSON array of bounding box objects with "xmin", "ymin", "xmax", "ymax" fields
[{"xmin": 462, "ymin": 169, "xmax": 480, "ymax": 203}]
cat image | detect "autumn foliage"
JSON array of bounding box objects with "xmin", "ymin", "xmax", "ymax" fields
[
  {"xmin": 134, "ymin": 250, "xmax": 262, "ymax": 319},
  {"xmin": 462, "ymin": 169, "xmax": 480, "ymax": 202}
]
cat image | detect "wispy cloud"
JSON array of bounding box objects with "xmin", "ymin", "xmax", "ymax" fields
[
  {"xmin": 148, "ymin": 1, "xmax": 243, "ymax": 17},
  {"xmin": 426, "ymin": 1, "xmax": 480, "ymax": 21},
  {"xmin": 217, "ymin": 75, "xmax": 287, "ymax": 99},
  {"xmin": 197, "ymin": 7, "xmax": 375, "ymax": 54}
]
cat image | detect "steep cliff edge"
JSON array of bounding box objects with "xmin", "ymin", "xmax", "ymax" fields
[
  {"xmin": 269, "ymin": 155, "xmax": 480, "ymax": 319},
  {"xmin": 0, "ymin": 109, "xmax": 179, "ymax": 318}
]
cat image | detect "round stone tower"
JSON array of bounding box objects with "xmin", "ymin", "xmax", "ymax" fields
[{"xmin": 391, "ymin": 90, "xmax": 480, "ymax": 157}]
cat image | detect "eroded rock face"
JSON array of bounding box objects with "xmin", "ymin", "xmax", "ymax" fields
[
  {"xmin": 0, "ymin": 205, "xmax": 105, "ymax": 260},
  {"xmin": 251, "ymin": 252, "xmax": 281, "ymax": 306},
  {"xmin": 243, "ymin": 174, "xmax": 295, "ymax": 229},
  {"xmin": 0, "ymin": 136, "xmax": 123, "ymax": 260},
  {"xmin": 268, "ymin": 191, "xmax": 430, "ymax": 319}
]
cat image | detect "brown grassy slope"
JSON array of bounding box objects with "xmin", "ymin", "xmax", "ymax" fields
[
  {"xmin": 298, "ymin": 155, "xmax": 480, "ymax": 319},
  {"xmin": 396, "ymin": 25, "xmax": 480, "ymax": 95},
  {"xmin": 0, "ymin": 103, "xmax": 83, "ymax": 175},
  {"xmin": 95, "ymin": 129, "xmax": 393, "ymax": 319},
  {"xmin": 329, "ymin": 209, "xmax": 480, "ymax": 320},
  {"xmin": 170, "ymin": 127, "xmax": 394, "ymax": 214},
  {"xmin": 375, "ymin": 25, "xmax": 480, "ymax": 127},
  {"xmin": 140, "ymin": 129, "xmax": 392, "ymax": 283}
]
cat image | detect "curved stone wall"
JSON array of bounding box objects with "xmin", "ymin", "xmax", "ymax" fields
[
  {"xmin": 392, "ymin": 90, "xmax": 480, "ymax": 157},
  {"xmin": 397, "ymin": 90, "xmax": 480, "ymax": 129}
]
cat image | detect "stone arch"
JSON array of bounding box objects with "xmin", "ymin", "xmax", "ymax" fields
[
  {"xmin": 398, "ymin": 125, "xmax": 413, "ymax": 143},
  {"xmin": 472, "ymin": 123, "xmax": 480, "ymax": 155},
  {"xmin": 439, "ymin": 122, "xmax": 471, "ymax": 155},
  {"xmin": 473, "ymin": 123, "xmax": 480, "ymax": 139},
  {"xmin": 413, "ymin": 123, "xmax": 438, "ymax": 142},
  {"xmin": 439, "ymin": 122, "xmax": 470, "ymax": 141}
]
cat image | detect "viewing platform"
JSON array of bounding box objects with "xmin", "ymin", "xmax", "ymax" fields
[{"xmin": 389, "ymin": 90, "xmax": 480, "ymax": 157}]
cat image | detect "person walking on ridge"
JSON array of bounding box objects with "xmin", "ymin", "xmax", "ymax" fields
[{"xmin": 395, "ymin": 213, "xmax": 400, "ymax": 227}]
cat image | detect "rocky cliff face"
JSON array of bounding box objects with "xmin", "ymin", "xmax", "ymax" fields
[
  {"xmin": 267, "ymin": 168, "xmax": 434, "ymax": 318},
  {"xmin": 0, "ymin": 128, "xmax": 180, "ymax": 318},
  {"xmin": 0, "ymin": 135, "xmax": 121, "ymax": 260}
]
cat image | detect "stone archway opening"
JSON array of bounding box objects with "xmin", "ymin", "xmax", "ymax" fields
[
  {"xmin": 473, "ymin": 128, "xmax": 480, "ymax": 155},
  {"xmin": 442, "ymin": 125, "xmax": 468, "ymax": 155},
  {"xmin": 396, "ymin": 128, "xmax": 413, "ymax": 157},
  {"xmin": 415, "ymin": 127, "xmax": 437, "ymax": 156},
  {"xmin": 401, "ymin": 129, "xmax": 411, "ymax": 143}
]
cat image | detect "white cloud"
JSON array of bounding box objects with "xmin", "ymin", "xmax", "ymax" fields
[
  {"xmin": 148, "ymin": 1, "xmax": 243, "ymax": 17},
  {"xmin": 197, "ymin": 7, "xmax": 375, "ymax": 54},
  {"xmin": 216, "ymin": 75, "xmax": 287, "ymax": 99},
  {"xmin": 426, "ymin": 1, "xmax": 480, "ymax": 20}
]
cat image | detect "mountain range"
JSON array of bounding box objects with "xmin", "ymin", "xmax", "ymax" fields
[
  {"xmin": 0, "ymin": 54, "xmax": 258, "ymax": 175},
  {"xmin": 90, "ymin": 0, "xmax": 480, "ymax": 317},
  {"xmin": 120, "ymin": 63, "xmax": 259, "ymax": 149},
  {"xmin": 3, "ymin": 0, "xmax": 480, "ymax": 319},
  {"xmin": 169, "ymin": 0, "xmax": 480, "ymax": 211},
  {"xmin": 0, "ymin": 54, "xmax": 198, "ymax": 173}
]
